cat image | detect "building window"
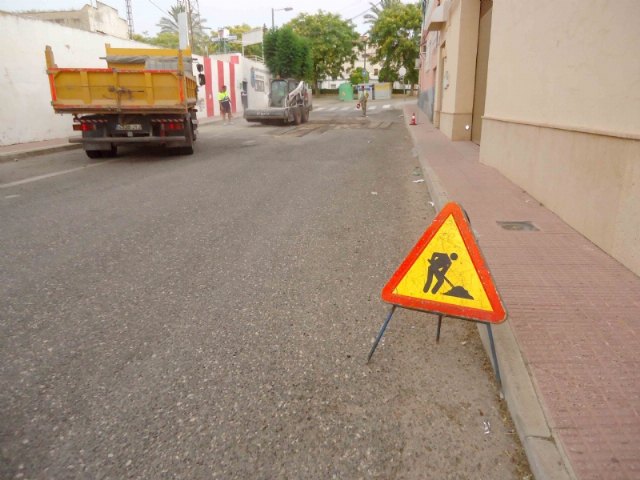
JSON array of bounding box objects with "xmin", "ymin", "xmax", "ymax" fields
[{"xmin": 374, "ymin": 68, "xmax": 379, "ymax": 76}]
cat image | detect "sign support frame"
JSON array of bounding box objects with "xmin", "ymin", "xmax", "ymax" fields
[
  {"xmin": 367, "ymin": 305, "xmax": 396, "ymax": 363},
  {"xmin": 369, "ymin": 202, "xmax": 507, "ymax": 392},
  {"xmin": 366, "ymin": 309, "xmax": 503, "ymax": 392},
  {"xmin": 485, "ymin": 322, "xmax": 502, "ymax": 391}
]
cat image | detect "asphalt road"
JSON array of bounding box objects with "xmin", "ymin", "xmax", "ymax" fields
[{"xmin": 0, "ymin": 101, "xmax": 530, "ymax": 479}]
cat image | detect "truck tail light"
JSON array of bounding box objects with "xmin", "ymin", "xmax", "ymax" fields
[
  {"xmin": 166, "ymin": 122, "xmax": 184, "ymax": 131},
  {"xmin": 155, "ymin": 119, "xmax": 184, "ymax": 136},
  {"xmin": 73, "ymin": 123, "xmax": 96, "ymax": 131}
]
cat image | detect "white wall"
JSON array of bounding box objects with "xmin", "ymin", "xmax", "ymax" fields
[
  {"xmin": 209, "ymin": 53, "xmax": 271, "ymax": 111},
  {"xmin": 196, "ymin": 54, "xmax": 267, "ymax": 118},
  {"xmin": 240, "ymin": 57, "xmax": 271, "ymax": 110},
  {"xmin": 0, "ymin": 13, "xmax": 275, "ymax": 145},
  {"xmin": 0, "ymin": 13, "xmax": 153, "ymax": 145}
]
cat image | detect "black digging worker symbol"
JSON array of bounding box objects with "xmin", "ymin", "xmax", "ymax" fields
[{"xmin": 423, "ymin": 252, "xmax": 474, "ymax": 300}]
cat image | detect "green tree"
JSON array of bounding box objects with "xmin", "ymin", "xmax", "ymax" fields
[
  {"xmin": 288, "ymin": 11, "xmax": 359, "ymax": 91},
  {"xmin": 368, "ymin": 2, "xmax": 421, "ymax": 89},
  {"xmin": 263, "ymin": 27, "xmax": 312, "ymax": 80},
  {"xmin": 263, "ymin": 28, "xmax": 278, "ymax": 68},
  {"xmin": 133, "ymin": 31, "xmax": 180, "ymax": 49},
  {"xmin": 131, "ymin": 32, "xmax": 151, "ymax": 43},
  {"xmin": 203, "ymin": 24, "xmax": 265, "ymax": 57},
  {"xmin": 229, "ymin": 24, "xmax": 264, "ymax": 58},
  {"xmin": 349, "ymin": 68, "xmax": 366, "ymax": 85}
]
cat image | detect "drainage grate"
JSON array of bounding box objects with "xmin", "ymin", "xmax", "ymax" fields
[{"xmin": 497, "ymin": 221, "xmax": 539, "ymax": 231}]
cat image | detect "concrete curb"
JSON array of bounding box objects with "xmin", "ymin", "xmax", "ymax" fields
[
  {"xmin": 0, "ymin": 117, "xmax": 225, "ymax": 163},
  {"xmin": 403, "ymin": 109, "xmax": 576, "ymax": 480},
  {"xmin": 0, "ymin": 143, "xmax": 81, "ymax": 163},
  {"xmin": 477, "ymin": 324, "xmax": 575, "ymax": 480}
]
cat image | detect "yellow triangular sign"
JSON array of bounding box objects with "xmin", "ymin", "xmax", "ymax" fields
[{"xmin": 382, "ymin": 202, "xmax": 506, "ymax": 323}]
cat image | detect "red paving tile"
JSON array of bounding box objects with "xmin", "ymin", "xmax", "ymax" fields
[{"xmin": 407, "ymin": 107, "xmax": 640, "ymax": 480}]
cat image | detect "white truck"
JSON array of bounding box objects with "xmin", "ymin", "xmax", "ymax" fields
[{"xmin": 244, "ymin": 78, "xmax": 312, "ymax": 125}]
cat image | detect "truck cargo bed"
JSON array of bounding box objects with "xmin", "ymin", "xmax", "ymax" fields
[{"xmin": 46, "ymin": 45, "xmax": 197, "ymax": 114}]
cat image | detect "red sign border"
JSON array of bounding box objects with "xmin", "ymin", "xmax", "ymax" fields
[{"xmin": 381, "ymin": 202, "xmax": 507, "ymax": 323}]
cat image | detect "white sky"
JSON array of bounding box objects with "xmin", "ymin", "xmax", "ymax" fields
[{"xmin": 0, "ymin": 0, "xmax": 415, "ymax": 36}]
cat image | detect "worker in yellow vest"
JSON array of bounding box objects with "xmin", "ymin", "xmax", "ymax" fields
[{"xmin": 218, "ymin": 85, "xmax": 233, "ymax": 125}]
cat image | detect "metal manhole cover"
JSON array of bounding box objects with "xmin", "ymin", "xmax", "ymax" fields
[{"xmin": 497, "ymin": 221, "xmax": 539, "ymax": 231}]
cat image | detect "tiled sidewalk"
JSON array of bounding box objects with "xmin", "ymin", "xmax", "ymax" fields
[{"xmin": 405, "ymin": 106, "xmax": 640, "ymax": 480}]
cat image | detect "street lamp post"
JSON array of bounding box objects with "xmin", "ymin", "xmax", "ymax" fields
[
  {"xmin": 359, "ymin": 34, "xmax": 369, "ymax": 84},
  {"xmin": 361, "ymin": 34, "xmax": 368, "ymax": 73},
  {"xmin": 271, "ymin": 7, "xmax": 293, "ymax": 30}
]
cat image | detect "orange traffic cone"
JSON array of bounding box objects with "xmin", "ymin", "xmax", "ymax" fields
[{"xmin": 410, "ymin": 113, "xmax": 417, "ymax": 125}]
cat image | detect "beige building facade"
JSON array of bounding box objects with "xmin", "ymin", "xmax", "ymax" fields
[
  {"xmin": 17, "ymin": 1, "xmax": 129, "ymax": 39},
  {"xmin": 419, "ymin": 0, "xmax": 640, "ymax": 275}
]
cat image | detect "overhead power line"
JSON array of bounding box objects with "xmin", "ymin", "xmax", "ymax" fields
[
  {"xmin": 347, "ymin": 0, "xmax": 383, "ymax": 22},
  {"xmin": 145, "ymin": 0, "xmax": 171, "ymax": 16}
]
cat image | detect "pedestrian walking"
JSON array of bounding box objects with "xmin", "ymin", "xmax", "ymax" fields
[
  {"xmin": 218, "ymin": 85, "xmax": 233, "ymax": 124},
  {"xmin": 359, "ymin": 86, "xmax": 369, "ymax": 117}
]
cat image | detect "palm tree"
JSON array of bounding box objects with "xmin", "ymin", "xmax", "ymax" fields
[
  {"xmin": 364, "ymin": 0, "xmax": 401, "ymax": 25},
  {"xmin": 157, "ymin": 4, "xmax": 184, "ymax": 34},
  {"xmin": 157, "ymin": 2, "xmax": 208, "ymax": 53}
]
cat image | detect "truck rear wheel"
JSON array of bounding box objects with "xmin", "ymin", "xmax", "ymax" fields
[
  {"xmin": 293, "ymin": 106, "xmax": 302, "ymax": 125},
  {"xmin": 103, "ymin": 144, "xmax": 118, "ymax": 158},
  {"xmin": 85, "ymin": 144, "xmax": 117, "ymax": 159},
  {"xmin": 301, "ymin": 108, "xmax": 309, "ymax": 123},
  {"xmin": 174, "ymin": 118, "xmax": 194, "ymax": 155}
]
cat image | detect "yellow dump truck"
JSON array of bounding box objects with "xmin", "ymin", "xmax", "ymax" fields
[{"xmin": 45, "ymin": 44, "xmax": 204, "ymax": 157}]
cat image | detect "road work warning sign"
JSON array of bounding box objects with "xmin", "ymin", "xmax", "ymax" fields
[{"xmin": 381, "ymin": 202, "xmax": 506, "ymax": 323}]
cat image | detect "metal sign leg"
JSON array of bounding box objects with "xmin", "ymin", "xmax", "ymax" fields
[
  {"xmin": 485, "ymin": 323, "xmax": 502, "ymax": 391},
  {"xmin": 436, "ymin": 314, "xmax": 443, "ymax": 343},
  {"xmin": 367, "ymin": 305, "xmax": 397, "ymax": 363}
]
